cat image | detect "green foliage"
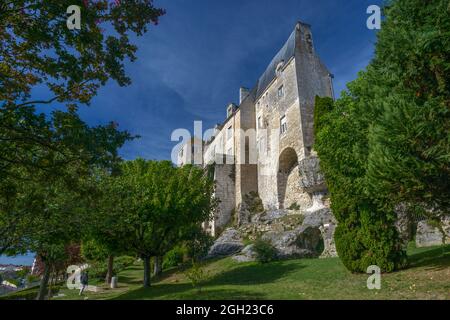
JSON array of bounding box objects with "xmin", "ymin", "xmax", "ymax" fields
[
  {"xmin": 243, "ymin": 191, "xmax": 264, "ymax": 214},
  {"xmin": 4, "ymin": 278, "xmax": 20, "ymax": 286},
  {"xmin": 313, "ymin": 96, "xmax": 334, "ymax": 137},
  {"xmin": 183, "ymin": 229, "xmax": 214, "ymax": 262},
  {"xmin": 253, "ymin": 239, "xmax": 277, "ymax": 264},
  {"xmin": 0, "ymin": 0, "xmax": 163, "ymax": 258},
  {"xmin": 184, "ymin": 262, "xmax": 209, "ymax": 293},
  {"xmin": 103, "ymin": 159, "xmax": 216, "ymax": 286},
  {"xmin": 163, "ymin": 246, "xmax": 185, "ymax": 269},
  {"xmin": 87, "ymin": 256, "xmax": 135, "ymax": 280},
  {"xmin": 364, "ymin": 0, "xmax": 450, "ymax": 214},
  {"xmin": 1, "ymin": 1, "xmax": 164, "ymax": 109},
  {"xmin": 15, "ymin": 269, "xmax": 29, "ymax": 279},
  {"xmin": 0, "ymin": 1, "xmax": 165, "ymax": 298},
  {"xmin": 314, "ymin": 0, "xmax": 450, "ymax": 272},
  {"xmin": 81, "ymin": 239, "xmax": 109, "ymax": 262},
  {"xmin": 26, "ymin": 274, "xmax": 40, "ymax": 284},
  {"xmin": 287, "ymin": 202, "xmax": 300, "ymax": 210}
]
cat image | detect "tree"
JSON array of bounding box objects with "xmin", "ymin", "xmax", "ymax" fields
[
  {"xmin": 0, "ymin": 1, "xmax": 165, "ymax": 299},
  {"xmin": 108, "ymin": 160, "xmax": 215, "ymax": 287},
  {"xmin": 0, "ymin": 109, "xmax": 132, "ymax": 256},
  {"xmin": 1, "ymin": 0, "xmax": 164, "ymax": 109},
  {"xmin": 82, "ymin": 168, "xmax": 132, "ymax": 285},
  {"xmin": 25, "ymin": 164, "xmax": 99, "ymax": 300},
  {"xmin": 364, "ymin": 0, "xmax": 450, "ymax": 219},
  {"xmin": 314, "ymin": 0, "xmax": 449, "ymax": 272}
]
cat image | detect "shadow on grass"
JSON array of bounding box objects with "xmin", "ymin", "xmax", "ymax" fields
[
  {"xmin": 113, "ymin": 283, "xmax": 266, "ymax": 300},
  {"xmin": 204, "ymin": 260, "xmax": 302, "ymax": 286},
  {"xmin": 118, "ymin": 264, "xmax": 186, "ymax": 286},
  {"xmin": 113, "ymin": 260, "xmax": 300, "ymax": 300},
  {"xmin": 408, "ymin": 244, "xmax": 450, "ymax": 270}
]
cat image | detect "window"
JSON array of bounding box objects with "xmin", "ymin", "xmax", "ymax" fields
[
  {"xmin": 227, "ymin": 147, "xmax": 232, "ymax": 156},
  {"xmin": 280, "ymin": 115, "xmax": 287, "ymax": 135},
  {"xmin": 306, "ymin": 33, "xmax": 313, "ymax": 53},
  {"xmin": 179, "ymin": 146, "xmax": 184, "ymax": 157},
  {"xmin": 278, "ymin": 85, "xmax": 284, "ymax": 98},
  {"xmin": 227, "ymin": 125, "xmax": 232, "ymax": 140},
  {"xmin": 227, "ymin": 106, "xmax": 233, "ymax": 118},
  {"xmin": 257, "ymin": 116, "xmax": 262, "ymax": 129},
  {"xmin": 276, "ymin": 61, "xmax": 284, "ymax": 77}
]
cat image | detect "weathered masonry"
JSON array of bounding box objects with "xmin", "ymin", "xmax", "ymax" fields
[{"xmin": 178, "ymin": 21, "xmax": 334, "ymax": 236}]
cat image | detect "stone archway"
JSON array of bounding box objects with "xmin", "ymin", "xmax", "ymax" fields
[{"xmin": 277, "ymin": 147, "xmax": 299, "ymax": 209}]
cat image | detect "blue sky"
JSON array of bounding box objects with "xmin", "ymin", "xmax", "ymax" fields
[{"xmin": 44, "ymin": 0, "xmax": 382, "ymax": 161}]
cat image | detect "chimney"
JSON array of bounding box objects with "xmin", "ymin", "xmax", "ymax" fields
[{"xmin": 239, "ymin": 87, "xmax": 250, "ymax": 104}]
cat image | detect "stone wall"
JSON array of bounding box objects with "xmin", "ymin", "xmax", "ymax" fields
[
  {"xmin": 294, "ymin": 22, "xmax": 334, "ymax": 153},
  {"xmin": 210, "ymin": 163, "xmax": 236, "ymax": 236},
  {"xmin": 234, "ymin": 93, "xmax": 258, "ymax": 210},
  {"xmin": 416, "ymin": 217, "xmax": 450, "ymax": 247},
  {"xmin": 256, "ymin": 57, "xmax": 305, "ymax": 210}
]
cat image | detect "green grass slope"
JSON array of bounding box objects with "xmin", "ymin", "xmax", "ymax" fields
[
  {"xmin": 54, "ymin": 243, "xmax": 449, "ymax": 300},
  {"xmin": 2, "ymin": 243, "xmax": 448, "ymax": 300}
]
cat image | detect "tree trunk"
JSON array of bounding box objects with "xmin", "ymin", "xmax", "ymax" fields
[
  {"xmin": 153, "ymin": 256, "xmax": 163, "ymax": 277},
  {"xmin": 37, "ymin": 260, "xmax": 50, "ymax": 300},
  {"xmin": 142, "ymin": 255, "xmax": 151, "ymax": 287},
  {"xmin": 105, "ymin": 255, "xmax": 114, "ymax": 285},
  {"xmin": 48, "ymin": 270, "xmax": 54, "ymax": 298}
]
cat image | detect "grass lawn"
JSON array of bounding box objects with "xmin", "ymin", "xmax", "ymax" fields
[{"xmin": 51, "ymin": 243, "xmax": 449, "ymax": 300}]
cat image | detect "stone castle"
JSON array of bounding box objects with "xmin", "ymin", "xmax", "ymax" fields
[{"xmin": 178, "ymin": 21, "xmax": 334, "ymax": 236}]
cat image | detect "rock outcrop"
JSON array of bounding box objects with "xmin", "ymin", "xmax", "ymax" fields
[
  {"xmin": 208, "ymin": 155, "xmax": 338, "ymax": 262},
  {"xmin": 207, "ymin": 228, "xmax": 244, "ymax": 258},
  {"xmin": 209, "ymin": 206, "xmax": 338, "ymax": 262}
]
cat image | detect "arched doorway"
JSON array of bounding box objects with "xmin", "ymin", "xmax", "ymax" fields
[{"xmin": 277, "ymin": 147, "xmax": 299, "ymax": 209}]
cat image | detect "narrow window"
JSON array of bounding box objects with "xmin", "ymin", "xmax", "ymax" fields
[
  {"xmin": 258, "ymin": 116, "xmax": 262, "ymax": 129},
  {"xmin": 227, "ymin": 125, "xmax": 232, "ymax": 140},
  {"xmin": 278, "ymin": 85, "xmax": 284, "ymax": 98},
  {"xmin": 280, "ymin": 115, "xmax": 287, "ymax": 135}
]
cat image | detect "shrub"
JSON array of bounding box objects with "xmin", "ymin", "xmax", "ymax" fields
[
  {"xmin": 26, "ymin": 274, "xmax": 40, "ymax": 284},
  {"xmin": 185, "ymin": 229, "xmax": 214, "ymax": 262},
  {"xmin": 287, "ymin": 202, "xmax": 300, "ymax": 210},
  {"xmin": 184, "ymin": 262, "xmax": 209, "ymax": 293},
  {"xmin": 163, "ymin": 246, "xmax": 185, "ymax": 269},
  {"xmin": 244, "ymin": 191, "xmax": 264, "ymax": 214},
  {"xmin": 253, "ymin": 239, "xmax": 277, "ymax": 263}
]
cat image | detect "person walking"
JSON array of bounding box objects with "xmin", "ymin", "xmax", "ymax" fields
[{"xmin": 79, "ymin": 270, "xmax": 89, "ymax": 296}]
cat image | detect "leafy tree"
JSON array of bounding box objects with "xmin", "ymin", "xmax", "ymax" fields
[
  {"xmin": 314, "ymin": 0, "xmax": 449, "ymax": 272},
  {"xmin": 0, "ymin": 0, "xmax": 164, "ymax": 254},
  {"xmin": 108, "ymin": 160, "xmax": 215, "ymax": 287},
  {"xmin": 365, "ymin": 0, "xmax": 450, "ymax": 218},
  {"xmin": 1, "ymin": 0, "xmax": 164, "ymax": 109},
  {"xmin": 82, "ymin": 172, "xmax": 131, "ymax": 285}
]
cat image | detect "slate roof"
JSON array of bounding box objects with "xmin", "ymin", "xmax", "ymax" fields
[{"xmin": 255, "ymin": 27, "xmax": 297, "ymax": 99}]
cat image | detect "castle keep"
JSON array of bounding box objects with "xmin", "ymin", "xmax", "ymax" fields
[{"xmin": 178, "ymin": 22, "xmax": 334, "ymax": 237}]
